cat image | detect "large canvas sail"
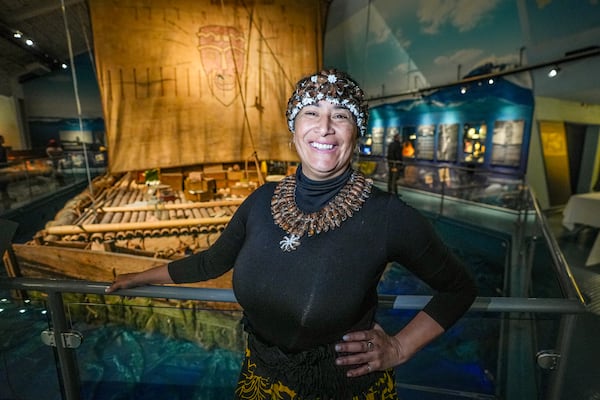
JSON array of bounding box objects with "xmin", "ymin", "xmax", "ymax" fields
[{"xmin": 89, "ymin": 0, "xmax": 326, "ymax": 173}]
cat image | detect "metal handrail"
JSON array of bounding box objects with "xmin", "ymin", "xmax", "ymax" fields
[{"xmin": 0, "ymin": 277, "xmax": 586, "ymax": 314}]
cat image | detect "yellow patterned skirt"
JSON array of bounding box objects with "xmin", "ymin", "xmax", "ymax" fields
[{"xmin": 234, "ymin": 346, "xmax": 399, "ymax": 400}]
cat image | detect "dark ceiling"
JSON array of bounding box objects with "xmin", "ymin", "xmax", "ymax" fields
[{"xmin": 0, "ymin": 0, "xmax": 92, "ymax": 95}]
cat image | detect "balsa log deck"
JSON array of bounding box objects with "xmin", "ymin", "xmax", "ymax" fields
[
  {"xmin": 3, "ymin": 171, "xmax": 251, "ymax": 351},
  {"xmin": 6, "ymin": 171, "xmax": 243, "ymax": 299}
]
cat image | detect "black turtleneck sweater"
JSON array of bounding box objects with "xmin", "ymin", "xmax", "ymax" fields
[{"xmin": 168, "ymin": 167, "xmax": 477, "ymax": 352}]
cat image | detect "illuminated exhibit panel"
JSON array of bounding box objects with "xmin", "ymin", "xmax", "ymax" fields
[{"xmin": 366, "ymin": 72, "xmax": 534, "ymax": 181}]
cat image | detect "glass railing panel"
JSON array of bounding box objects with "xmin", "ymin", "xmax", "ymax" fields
[
  {"xmin": 433, "ymin": 216, "xmax": 513, "ymax": 297},
  {"xmin": 63, "ymin": 294, "xmax": 244, "ymax": 399},
  {"xmin": 379, "ymin": 215, "xmax": 512, "ymax": 298},
  {"xmin": 377, "ymin": 308, "xmax": 568, "ymax": 400},
  {"xmin": 528, "ymin": 231, "xmax": 565, "ymax": 299},
  {"xmin": 381, "ymin": 182, "xmax": 577, "ymax": 302},
  {"xmin": 0, "ymin": 290, "xmax": 63, "ymax": 399},
  {"xmin": 354, "ymin": 156, "xmax": 529, "ymax": 212},
  {"xmin": 0, "ymin": 156, "xmax": 106, "ymax": 213},
  {"xmin": 63, "ymin": 294, "xmax": 580, "ymax": 400},
  {"xmin": 379, "ymin": 309, "xmax": 500, "ymax": 399}
]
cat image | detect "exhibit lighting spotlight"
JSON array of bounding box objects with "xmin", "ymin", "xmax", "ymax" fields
[
  {"xmin": 488, "ymin": 78, "xmax": 494, "ymax": 85},
  {"xmin": 460, "ymin": 86, "xmax": 467, "ymax": 94},
  {"xmin": 25, "ymin": 38, "xmax": 34, "ymax": 46},
  {"xmin": 548, "ymin": 66, "xmax": 560, "ymax": 78}
]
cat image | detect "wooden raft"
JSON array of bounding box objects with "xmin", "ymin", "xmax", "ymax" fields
[{"xmin": 6, "ymin": 171, "xmax": 245, "ymax": 297}]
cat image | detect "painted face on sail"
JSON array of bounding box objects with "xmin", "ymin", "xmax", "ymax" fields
[
  {"xmin": 197, "ymin": 25, "xmax": 245, "ymax": 106},
  {"xmin": 292, "ymin": 100, "xmax": 358, "ymax": 181}
]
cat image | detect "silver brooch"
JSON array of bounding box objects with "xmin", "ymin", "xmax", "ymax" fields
[{"xmin": 279, "ymin": 234, "xmax": 301, "ymax": 252}]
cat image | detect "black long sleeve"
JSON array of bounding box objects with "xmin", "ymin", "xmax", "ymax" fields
[{"xmin": 168, "ymin": 181, "xmax": 476, "ymax": 351}]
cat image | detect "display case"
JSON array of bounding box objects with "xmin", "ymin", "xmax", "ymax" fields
[
  {"xmin": 370, "ymin": 127, "xmax": 385, "ymax": 156},
  {"xmin": 415, "ymin": 124, "xmax": 435, "ymax": 160},
  {"xmin": 385, "ymin": 127, "xmax": 400, "ymax": 150},
  {"xmin": 437, "ymin": 123, "xmax": 459, "ymax": 162},
  {"xmin": 462, "ymin": 122, "xmax": 487, "ymax": 164},
  {"xmin": 491, "ymin": 120, "xmax": 524, "ymax": 167},
  {"xmin": 401, "ymin": 126, "xmax": 416, "ymax": 160}
]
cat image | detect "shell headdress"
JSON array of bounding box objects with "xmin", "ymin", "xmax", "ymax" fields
[{"xmin": 285, "ymin": 69, "xmax": 369, "ymax": 137}]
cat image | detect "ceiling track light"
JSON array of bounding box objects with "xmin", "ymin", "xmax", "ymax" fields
[
  {"xmin": 548, "ymin": 66, "xmax": 561, "ymax": 78},
  {"xmin": 0, "ymin": 24, "xmax": 64, "ymax": 78}
]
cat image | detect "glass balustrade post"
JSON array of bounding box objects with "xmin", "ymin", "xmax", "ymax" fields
[
  {"xmin": 46, "ymin": 290, "xmax": 81, "ymax": 400},
  {"xmin": 545, "ymin": 314, "xmax": 577, "ymax": 400}
]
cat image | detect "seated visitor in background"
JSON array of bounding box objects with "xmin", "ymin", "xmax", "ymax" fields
[{"xmin": 46, "ymin": 139, "xmax": 65, "ymax": 185}]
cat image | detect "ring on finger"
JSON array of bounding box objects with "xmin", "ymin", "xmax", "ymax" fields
[
  {"xmin": 366, "ymin": 363, "xmax": 372, "ymax": 373},
  {"xmin": 367, "ymin": 341, "xmax": 374, "ymax": 351}
]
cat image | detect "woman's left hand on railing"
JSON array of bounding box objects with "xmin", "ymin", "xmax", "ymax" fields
[{"xmin": 105, "ymin": 263, "xmax": 171, "ymax": 293}]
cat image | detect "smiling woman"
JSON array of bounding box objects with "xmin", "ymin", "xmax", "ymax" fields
[{"xmin": 106, "ymin": 68, "xmax": 477, "ymax": 400}]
